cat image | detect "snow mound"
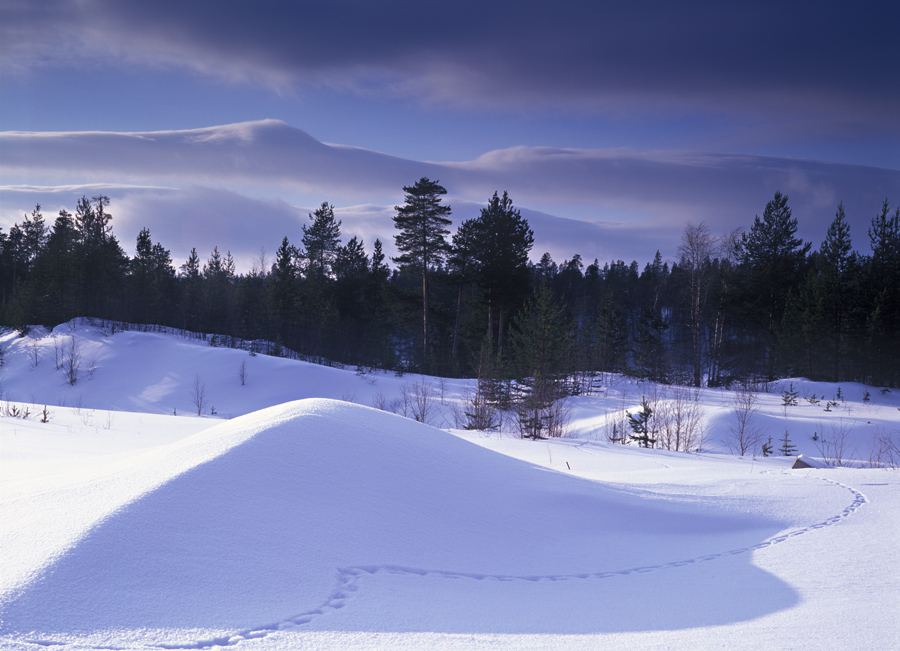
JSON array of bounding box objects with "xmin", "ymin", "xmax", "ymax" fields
[{"xmin": 0, "ymin": 399, "xmax": 778, "ymax": 642}]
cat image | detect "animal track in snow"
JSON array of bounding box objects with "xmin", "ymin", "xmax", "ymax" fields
[{"xmin": 21, "ymin": 476, "xmax": 867, "ymax": 650}]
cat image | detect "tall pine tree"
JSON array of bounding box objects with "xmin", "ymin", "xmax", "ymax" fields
[{"xmin": 392, "ymin": 177, "xmax": 452, "ymax": 372}]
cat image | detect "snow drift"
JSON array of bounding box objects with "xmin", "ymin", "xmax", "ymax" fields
[{"xmin": 0, "ymin": 399, "xmax": 785, "ymax": 644}]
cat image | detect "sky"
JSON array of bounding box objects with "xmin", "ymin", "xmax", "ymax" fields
[{"xmin": 1, "ymin": 0, "xmax": 898, "ymax": 270}]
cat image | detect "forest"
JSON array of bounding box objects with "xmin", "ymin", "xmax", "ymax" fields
[{"xmin": 1, "ymin": 180, "xmax": 898, "ymax": 412}]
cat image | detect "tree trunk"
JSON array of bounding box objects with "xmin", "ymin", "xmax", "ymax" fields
[
  {"xmin": 422, "ymin": 266, "xmax": 429, "ymax": 373},
  {"xmin": 452, "ymin": 284, "xmax": 462, "ymax": 364},
  {"xmin": 497, "ymin": 305, "xmax": 505, "ymax": 355}
]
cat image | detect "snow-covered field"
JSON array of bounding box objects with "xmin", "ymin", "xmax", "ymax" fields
[{"xmin": 1, "ymin": 323, "xmax": 898, "ymax": 650}]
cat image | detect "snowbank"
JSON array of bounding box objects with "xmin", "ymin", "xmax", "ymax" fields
[{"xmin": 1, "ymin": 399, "xmax": 787, "ymax": 646}]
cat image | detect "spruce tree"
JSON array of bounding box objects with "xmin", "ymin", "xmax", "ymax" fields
[
  {"xmin": 865, "ymin": 199, "xmax": 900, "ymax": 386},
  {"xmin": 30, "ymin": 209, "xmax": 79, "ymax": 325},
  {"xmin": 738, "ymin": 192, "xmax": 811, "ymax": 379},
  {"xmin": 73, "ymin": 195, "xmax": 128, "ymax": 320},
  {"xmin": 270, "ymin": 237, "xmax": 299, "ymax": 344},
  {"xmin": 780, "ymin": 273, "xmax": 823, "ymax": 379},
  {"xmin": 627, "ymin": 396, "xmax": 656, "ymax": 448},
  {"xmin": 301, "ymin": 202, "xmax": 342, "ymax": 281},
  {"xmin": 364, "ymin": 238, "xmax": 395, "ymax": 370},
  {"xmin": 779, "ymin": 429, "xmax": 797, "ymax": 456},
  {"xmin": 179, "ymin": 247, "xmax": 202, "ymax": 331},
  {"xmin": 511, "ymin": 283, "xmax": 572, "ymax": 438},
  {"xmin": 818, "ymin": 202, "xmax": 857, "ymax": 381},
  {"xmin": 448, "ymin": 216, "xmax": 482, "ymax": 367},
  {"xmin": 781, "ymin": 382, "xmax": 799, "ymax": 409}
]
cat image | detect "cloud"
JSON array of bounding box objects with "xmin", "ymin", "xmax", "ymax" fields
[
  {"xmin": 2, "ymin": 122, "xmax": 899, "ymax": 268},
  {"xmin": 0, "ymin": 120, "xmax": 438, "ymax": 202},
  {"xmin": 2, "ymin": 1, "xmax": 897, "ymax": 134}
]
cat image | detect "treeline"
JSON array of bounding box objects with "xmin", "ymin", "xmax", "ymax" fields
[{"xmin": 1, "ymin": 183, "xmax": 898, "ymax": 395}]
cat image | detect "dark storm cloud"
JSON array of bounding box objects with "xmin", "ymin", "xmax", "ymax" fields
[{"xmin": 3, "ymin": 1, "xmax": 897, "ymax": 132}]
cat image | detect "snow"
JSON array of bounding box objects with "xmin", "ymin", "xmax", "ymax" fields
[{"xmin": 1, "ymin": 323, "xmax": 898, "ymax": 650}]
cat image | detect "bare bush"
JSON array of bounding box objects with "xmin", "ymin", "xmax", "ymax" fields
[
  {"xmin": 461, "ymin": 381, "xmax": 500, "ymax": 431},
  {"xmin": 727, "ymin": 383, "xmax": 761, "ymax": 455},
  {"xmin": 514, "ymin": 393, "xmax": 571, "ymax": 439},
  {"xmin": 79, "ymin": 408, "xmax": 93, "ymax": 426},
  {"xmin": 449, "ymin": 400, "xmax": 469, "ymax": 430},
  {"xmin": 604, "ymin": 392, "xmax": 631, "ymax": 444},
  {"xmin": 868, "ymin": 429, "xmax": 900, "ymax": 469},
  {"xmin": 396, "ymin": 385, "xmax": 412, "ymax": 418},
  {"xmin": 814, "ymin": 418, "xmax": 855, "ymax": 467},
  {"xmin": 62, "ymin": 336, "xmax": 81, "ymax": 386},
  {"xmin": 410, "ymin": 379, "xmax": 435, "ymax": 424},
  {"xmin": 545, "ymin": 395, "xmax": 573, "ymax": 438},
  {"xmin": 86, "ymin": 354, "xmax": 99, "ymax": 380},
  {"xmin": 53, "ymin": 337, "xmax": 63, "ymax": 370},
  {"xmin": 438, "ymin": 377, "xmax": 447, "ymax": 405},
  {"xmin": 191, "ymin": 375, "xmax": 207, "ymax": 416},
  {"xmin": 238, "ymin": 360, "xmax": 247, "ymax": 386},
  {"xmin": 656, "ymin": 385, "xmax": 706, "ymax": 451},
  {"xmin": 371, "ymin": 390, "xmax": 388, "ymax": 411},
  {"xmin": 388, "ymin": 397, "xmax": 404, "ymax": 416},
  {"xmin": 29, "ymin": 340, "xmax": 40, "ymax": 368}
]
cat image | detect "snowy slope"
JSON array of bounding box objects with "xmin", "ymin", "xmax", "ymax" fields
[
  {"xmin": 1, "ymin": 322, "xmax": 899, "ymax": 650},
  {"xmin": 2, "ymin": 322, "xmax": 898, "ymax": 460}
]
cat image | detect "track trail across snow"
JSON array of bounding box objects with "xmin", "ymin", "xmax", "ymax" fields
[{"xmin": 38, "ymin": 473, "xmax": 862, "ymax": 651}]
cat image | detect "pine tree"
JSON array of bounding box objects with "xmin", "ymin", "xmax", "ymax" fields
[
  {"xmin": 392, "ymin": 177, "xmax": 452, "ymax": 372},
  {"xmin": 470, "ymin": 191, "xmax": 534, "ymax": 354}
]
